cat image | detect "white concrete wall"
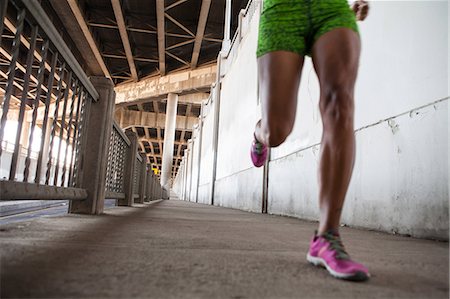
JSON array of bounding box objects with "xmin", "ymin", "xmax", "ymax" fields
[
  {"xmin": 197, "ymin": 93, "xmax": 216, "ymax": 205},
  {"xmin": 173, "ymin": 0, "xmax": 449, "ymax": 240}
]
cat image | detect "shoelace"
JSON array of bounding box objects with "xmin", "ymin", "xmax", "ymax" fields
[
  {"xmin": 322, "ymin": 232, "xmax": 350, "ymax": 260},
  {"xmin": 253, "ymin": 140, "xmax": 264, "ymax": 155}
]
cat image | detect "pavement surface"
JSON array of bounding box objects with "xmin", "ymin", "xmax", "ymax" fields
[{"xmin": 0, "ymin": 200, "xmax": 448, "ymax": 298}]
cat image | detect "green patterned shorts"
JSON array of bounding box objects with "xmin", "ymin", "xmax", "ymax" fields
[{"xmin": 257, "ymin": 0, "xmax": 359, "ymax": 57}]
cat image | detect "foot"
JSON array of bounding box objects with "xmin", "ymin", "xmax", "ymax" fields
[
  {"xmin": 250, "ymin": 134, "xmax": 268, "ymax": 167},
  {"xmin": 306, "ymin": 230, "xmax": 370, "ymax": 281}
]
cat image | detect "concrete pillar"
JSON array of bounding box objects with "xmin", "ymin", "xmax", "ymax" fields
[
  {"xmin": 69, "ymin": 77, "xmax": 115, "ymax": 214},
  {"xmin": 161, "ymin": 93, "xmax": 178, "ymax": 190},
  {"xmin": 138, "ymin": 154, "xmax": 147, "ymax": 204},
  {"xmin": 119, "ymin": 130, "xmax": 138, "ymax": 206}
]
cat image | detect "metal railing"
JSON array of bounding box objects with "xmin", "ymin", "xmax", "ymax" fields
[
  {"xmin": 0, "ymin": 0, "xmax": 169, "ymax": 207},
  {"xmin": 0, "ymin": 0, "xmax": 97, "ymax": 200},
  {"xmin": 104, "ymin": 121, "xmax": 167, "ymax": 204},
  {"xmin": 104, "ymin": 121, "xmax": 130, "ymax": 199},
  {"xmin": 133, "ymin": 153, "xmax": 142, "ymax": 198}
]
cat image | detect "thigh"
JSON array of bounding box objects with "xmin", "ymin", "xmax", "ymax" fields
[
  {"xmin": 311, "ymin": 28, "xmax": 360, "ymax": 92},
  {"xmin": 258, "ymin": 51, "xmax": 304, "ymax": 127}
]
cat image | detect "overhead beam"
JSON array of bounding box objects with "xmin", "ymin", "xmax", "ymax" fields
[
  {"xmin": 111, "ymin": 0, "xmax": 138, "ymax": 81},
  {"xmin": 166, "ymin": 51, "xmax": 190, "ymax": 66},
  {"xmin": 102, "ymin": 53, "xmax": 158, "ymax": 63},
  {"xmin": 165, "ymin": 13, "xmax": 194, "ymax": 37},
  {"xmin": 144, "ymin": 153, "xmax": 182, "ymax": 159},
  {"xmin": 67, "ymin": 0, "xmax": 111, "ymax": 78},
  {"xmin": 156, "ymin": 0, "xmax": 166, "ymax": 75},
  {"xmin": 138, "ymin": 137, "xmax": 187, "ymax": 146},
  {"xmin": 191, "ymin": 0, "xmax": 211, "ymax": 68},
  {"xmin": 116, "ymin": 109, "xmax": 198, "ymax": 131},
  {"xmin": 114, "ymin": 64, "xmax": 216, "ymax": 105},
  {"xmin": 165, "ymin": 0, "xmax": 188, "ymax": 11}
]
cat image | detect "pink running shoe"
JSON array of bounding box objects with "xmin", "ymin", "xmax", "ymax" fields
[
  {"xmin": 307, "ymin": 230, "xmax": 370, "ymax": 281},
  {"xmin": 250, "ymin": 135, "xmax": 268, "ymax": 167}
]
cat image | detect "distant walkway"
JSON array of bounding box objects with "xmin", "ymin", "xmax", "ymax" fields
[{"xmin": 1, "ymin": 200, "xmax": 448, "ymax": 298}]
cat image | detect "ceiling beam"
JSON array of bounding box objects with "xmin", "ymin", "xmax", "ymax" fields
[
  {"xmin": 156, "ymin": 0, "xmax": 166, "ymax": 75},
  {"xmin": 102, "ymin": 53, "xmax": 158, "ymax": 63},
  {"xmin": 67, "ymin": 0, "xmax": 111, "ymax": 78},
  {"xmin": 111, "ymin": 0, "xmax": 138, "ymax": 81},
  {"xmin": 117, "ymin": 109, "xmax": 198, "ymax": 131},
  {"xmin": 165, "ymin": 13, "xmax": 194, "ymax": 37},
  {"xmin": 156, "ymin": 127, "xmax": 163, "ymax": 156},
  {"xmin": 167, "ymin": 39, "xmax": 195, "ymax": 51},
  {"xmin": 191, "ymin": 0, "xmax": 211, "ymax": 68},
  {"xmin": 166, "ymin": 51, "xmax": 190, "ymax": 66},
  {"xmin": 138, "ymin": 137, "xmax": 187, "ymax": 146},
  {"xmin": 165, "ymin": 0, "xmax": 188, "ymax": 11},
  {"xmin": 114, "ymin": 64, "xmax": 216, "ymax": 105}
]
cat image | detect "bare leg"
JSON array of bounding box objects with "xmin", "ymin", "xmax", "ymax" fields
[
  {"xmin": 254, "ymin": 51, "xmax": 304, "ymax": 147},
  {"xmin": 311, "ymin": 28, "xmax": 361, "ymax": 235}
]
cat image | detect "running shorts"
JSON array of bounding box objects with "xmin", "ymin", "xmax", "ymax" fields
[{"xmin": 257, "ymin": 0, "xmax": 359, "ymax": 57}]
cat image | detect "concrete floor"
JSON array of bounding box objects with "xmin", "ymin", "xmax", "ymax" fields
[{"xmin": 1, "ymin": 200, "xmax": 448, "ymax": 299}]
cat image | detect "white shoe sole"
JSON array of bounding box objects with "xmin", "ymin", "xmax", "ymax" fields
[{"xmin": 306, "ymin": 253, "xmax": 369, "ymax": 282}]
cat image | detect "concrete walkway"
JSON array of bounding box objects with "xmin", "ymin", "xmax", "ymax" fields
[{"xmin": 1, "ymin": 200, "xmax": 448, "ymax": 298}]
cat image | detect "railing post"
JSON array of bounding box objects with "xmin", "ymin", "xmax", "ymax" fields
[
  {"xmin": 119, "ymin": 130, "xmax": 137, "ymax": 206},
  {"xmin": 69, "ymin": 77, "xmax": 114, "ymax": 214},
  {"xmin": 138, "ymin": 154, "xmax": 147, "ymax": 204},
  {"xmin": 145, "ymin": 170, "xmax": 151, "ymax": 202}
]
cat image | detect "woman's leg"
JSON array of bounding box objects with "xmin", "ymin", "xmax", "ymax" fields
[
  {"xmin": 311, "ymin": 28, "xmax": 361, "ymax": 235},
  {"xmin": 254, "ymin": 51, "xmax": 304, "ymax": 147}
]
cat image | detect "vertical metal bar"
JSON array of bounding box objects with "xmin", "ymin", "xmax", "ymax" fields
[
  {"xmin": 24, "ymin": 40, "xmax": 50, "ymax": 182},
  {"xmin": 9, "ymin": 25, "xmax": 39, "ymax": 181},
  {"xmin": 72, "ymin": 94, "xmax": 92, "ymax": 187},
  {"xmin": 61, "ymin": 80, "xmax": 80, "ymax": 186},
  {"xmin": 45, "ymin": 62, "xmax": 66, "ymax": 185},
  {"xmin": 0, "ymin": 9, "xmax": 25, "ymax": 159},
  {"xmin": 53, "ymin": 71, "xmax": 73, "ymax": 186},
  {"xmin": 112, "ymin": 129, "xmax": 118, "ymax": 191},
  {"xmin": 0, "ymin": 0, "xmax": 8, "ymax": 47},
  {"xmin": 68, "ymin": 87, "xmax": 84, "ymax": 186},
  {"xmin": 35, "ymin": 52, "xmax": 58, "ymax": 183}
]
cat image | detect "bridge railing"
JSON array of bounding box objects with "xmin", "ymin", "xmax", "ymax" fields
[
  {"xmin": 0, "ymin": 0, "xmax": 165, "ymax": 213},
  {"xmin": 0, "ymin": 0, "xmax": 98, "ymax": 202}
]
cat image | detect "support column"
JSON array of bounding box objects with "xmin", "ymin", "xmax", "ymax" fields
[
  {"xmin": 138, "ymin": 154, "xmax": 147, "ymax": 204},
  {"xmin": 69, "ymin": 77, "xmax": 115, "ymax": 214},
  {"xmin": 161, "ymin": 93, "xmax": 178, "ymax": 190},
  {"xmin": 119, "ymin": 130, "xmax": 138, "ymax": 206}
]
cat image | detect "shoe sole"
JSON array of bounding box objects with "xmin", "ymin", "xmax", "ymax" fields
[{"xmin": 306, "ymin": 253, "xmax": 369, "ymax": 282}]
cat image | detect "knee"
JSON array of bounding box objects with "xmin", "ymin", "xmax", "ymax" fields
[
  {"xmin": 264, "ymin": 121, "xmax": 293, "ymax": 147},
  {"xmin": 320, "ymin": 86, "xmax": 355, "ymax": 129}
]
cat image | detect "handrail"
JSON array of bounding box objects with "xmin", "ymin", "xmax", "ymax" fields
[
  {"xmin": 113, "ymin": 120, "xmax": 131, "ymax": 146},
  {"xmin": 18, "ymin": 0, "xmax": 100, "ymax": 101}
]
